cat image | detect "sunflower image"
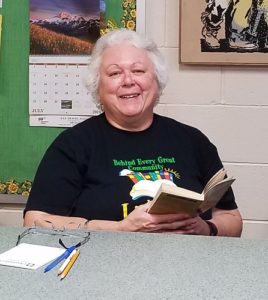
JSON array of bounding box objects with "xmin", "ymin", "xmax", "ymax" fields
[
  {"xmin": 121, "ymin": 0, "xmax": 136, "ymax": 31},
  {"xmin": 126, "ymin": 20, "xmax": 135, "ymax": 30},
  {"xmin": 0, "ymin": 179, "xmax": 32, "ymax": 195},
  {"xmin": 0, "ymin": 183, "xmax": 7, "ymax": 193},
  {"xmin": 130, "ymin": 9, "xmax": 136, "ymax": 18},
  {"xmin": 7, "ymin": 182, "xmax": 19, "ymax": 194}
]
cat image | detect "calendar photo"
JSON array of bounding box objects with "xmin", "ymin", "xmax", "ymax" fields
[{"xmin": 30, "ymin": 0, "xmax": 101, "ymax": 56}]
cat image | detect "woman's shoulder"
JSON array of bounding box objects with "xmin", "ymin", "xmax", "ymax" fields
[
  {"xmin": 154, "ymin": 114, "xmax": 207, "ymax": 139},
  {"xmin": 72, "ymin": 113, "xmax": 105, "ymax": 131},
  {"xmin": 53, "ymin": 114, "xmax": 105, "ymax": 145}
]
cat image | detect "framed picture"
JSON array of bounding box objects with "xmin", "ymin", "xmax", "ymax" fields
[
  {"xmin": 179, "ymin": 0, "xmax": 268, "ymax": 65},
  {"xmin": 101, "ymin": 0, "xmax": 145, "ymax": 35}
]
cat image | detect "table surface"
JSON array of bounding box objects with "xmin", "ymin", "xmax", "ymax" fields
[{"xmin": 0, "ymin": 226, "xmax": 267, "ymax": 300}]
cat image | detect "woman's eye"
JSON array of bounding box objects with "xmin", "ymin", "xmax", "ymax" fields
[
  {"xmin": 109, "ymin": 71, "xmax": 121, "ymax": 77},
  {"xmin": 110, "ymin": 72, "xmax": 120, "ymax": 77},
  {"xmin": 133, "ymin": 69, "xmax": 145, "ymax": 74}
]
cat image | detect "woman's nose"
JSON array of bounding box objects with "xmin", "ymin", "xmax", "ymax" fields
[{"xmin": 122, "ymin": 71, "xmax": 135, "ymax": 86}]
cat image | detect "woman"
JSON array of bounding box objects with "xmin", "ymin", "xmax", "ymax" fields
[{"xmin": 24, "ymin": 29, "xmax": 242, "ymax": 236}]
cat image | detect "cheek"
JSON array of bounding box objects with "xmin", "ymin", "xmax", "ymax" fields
[
  {"xmin": 139, "ymin": 77, "xmax": 159, "ymax": 95},
  {"xmin": 99, "ymin": 79, "xmax": 120, "ymax": 96},
  {"xmin": 138, "ymin": 75, "xmax": 157, "ymax": 90}
]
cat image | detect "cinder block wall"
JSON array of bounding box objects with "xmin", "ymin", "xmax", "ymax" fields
[{"xmin": 144, "ymin": 0, "xmax": 268, "ymax": 239}]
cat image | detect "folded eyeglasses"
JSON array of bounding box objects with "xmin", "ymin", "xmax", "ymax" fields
[{"xmin": 16, "ymin": 227, "xmax": 90, "ymax": 249}]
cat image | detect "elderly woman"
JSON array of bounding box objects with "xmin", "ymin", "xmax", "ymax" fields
[{"xmin": 24, "ymin": 29, "xmax": 242, "ymax": 236}]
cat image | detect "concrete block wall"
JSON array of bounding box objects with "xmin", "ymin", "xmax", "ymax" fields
[{"xmin": 142, "ymin": 0, "xmax": 268, "ymax": 239}]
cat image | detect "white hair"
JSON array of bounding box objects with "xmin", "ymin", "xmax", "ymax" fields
[{"xmin": 86, "ymin": 28, "xmax": 169, "ymax": 109}]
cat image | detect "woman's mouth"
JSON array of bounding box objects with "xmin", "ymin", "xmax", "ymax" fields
[{"xmin": 120, "ymin": 93, "xmax": 140, "ymax": 99}]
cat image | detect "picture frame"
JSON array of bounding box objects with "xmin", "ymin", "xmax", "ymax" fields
[
  {"xmin": 136, "ymin": 0, "xmax": 145, "ymax": 34},
  {"xmin": 101, "ymin": 0, "xmax": 145, "ymax": 35},
  {"xmin": 179, "ymin": 0, "xmax": 268, "ymax": 65}
]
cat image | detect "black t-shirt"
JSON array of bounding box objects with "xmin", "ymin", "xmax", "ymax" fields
[{"xmin": 25, "ymin": 113, "xmax": 237, "ymax": 221}]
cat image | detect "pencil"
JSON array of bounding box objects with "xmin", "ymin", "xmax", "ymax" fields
[
  {"xmin": 60, "ymin": 250, "xmax": 80, "ymax": 280},
  {"xmin": 57, "ymin": 249, "xmax": 77, "ymax": 276}
]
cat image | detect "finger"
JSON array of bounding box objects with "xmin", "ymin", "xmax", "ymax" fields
[
  {"xmin": 157, "ymin": 217, "xmax": 198, "ymax": 231},
  {"xmin": 153, "ymin": 220, "xmax": 188, "ymax": 231},
  {"xmin": 150, "ymin": 213, "xmax": 194, "ymax": 224}
]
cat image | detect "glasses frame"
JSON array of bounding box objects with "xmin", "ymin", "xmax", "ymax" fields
[{"xmin": 16, "ymin": 227, "xmax": 90, "ymax": 247}]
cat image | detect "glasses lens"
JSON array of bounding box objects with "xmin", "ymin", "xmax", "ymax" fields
[{"xmin": 16, "ymin": 227, "xmax": 90, "ymax": 248}]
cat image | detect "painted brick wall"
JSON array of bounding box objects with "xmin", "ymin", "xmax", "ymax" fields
[{"xmin": 143, "ymin": 0, "xmax": 268, "ymax": 239}]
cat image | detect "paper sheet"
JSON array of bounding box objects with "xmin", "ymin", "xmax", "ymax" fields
[{"xmin": 0, "ymin": 243, "xmax": 65, "ymax": 270}]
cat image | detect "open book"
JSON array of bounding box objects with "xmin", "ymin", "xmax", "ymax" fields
[{"xmin": 147, "ymin": 168, "xmax": 235, "ymax": 215}]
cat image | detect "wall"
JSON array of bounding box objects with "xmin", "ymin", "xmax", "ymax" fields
[{"xmin": 144, "ymin": 0, "xmax": 268, "ymax": 239}]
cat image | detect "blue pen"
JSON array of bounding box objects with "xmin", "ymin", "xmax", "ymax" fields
[{"xmin": 44, "ymin": 245, "xmax": 76, "ymax": 273}]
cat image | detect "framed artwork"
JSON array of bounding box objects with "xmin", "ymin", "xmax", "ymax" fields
[
  {"xmin": 101, "ymin": 0, "xmax": 145, "ymax": 35},
  {"xmin": 179, "ymin": 0, "xmax": 268, "ymax": 65}
]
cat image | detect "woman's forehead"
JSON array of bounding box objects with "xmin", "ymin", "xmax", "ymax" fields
[{"xmin": 101, "ymin": 44, "xmax": 152, "ymax": 66}]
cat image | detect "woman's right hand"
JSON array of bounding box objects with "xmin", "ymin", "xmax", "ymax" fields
[{"xmin": 118, "ymin": 202, "xmax": 197, "ymax": 233}]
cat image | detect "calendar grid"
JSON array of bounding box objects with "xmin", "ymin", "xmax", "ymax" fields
[{"xmin": 29, "ymin": 62, "xmax": 100, "ymax": 127}]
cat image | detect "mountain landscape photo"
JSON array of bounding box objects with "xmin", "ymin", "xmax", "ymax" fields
[{"xmin": 30, "ymin": 0, "xmax": 100, "ymax": 55}]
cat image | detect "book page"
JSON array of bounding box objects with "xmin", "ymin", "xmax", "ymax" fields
[
  {"xmin": 148, "ymin": 192, "xmax": 203, "ymax": 215},
  {"xmin": 200, "ymin": 178, "xmax": 235, "ymax": 212},
  {"xmin": 0, "ymin": 243, "xmax": 65, "ymax": 270},
  {"xmin": 158, "ymin": 183, "xmax": 204, "ymax": 201},
  {"xmin": 202, "ymin": 168, "xmax": 226, "ymax": 194},
  {"xmin": 147, "ymin": 183, "xmax": 204, "ymax": 215}
]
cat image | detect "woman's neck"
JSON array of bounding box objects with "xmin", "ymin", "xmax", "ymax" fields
[{"xmin": 104, "ymin": 113, "xmax": 154, "ymax": 132}]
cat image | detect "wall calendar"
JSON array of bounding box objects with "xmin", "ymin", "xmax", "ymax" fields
[
  {"xmin": 29, "ymin": 0, "xmax": 102, "ymax": 127},
  {"xmin": 29, "ymin": 59, "xmax": 100, "ymax": 127},
  {"xmin": 29, "ymin": 0, "xmax": 144, "ymax": 127}
]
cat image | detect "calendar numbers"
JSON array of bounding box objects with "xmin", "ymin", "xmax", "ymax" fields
[{"xmin": 29, "ymin": 63, "xmax": 100, "ymax": 127}]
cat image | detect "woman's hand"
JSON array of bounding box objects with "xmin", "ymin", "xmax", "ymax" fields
[{"xmin": 118, "ymin": 202, "xmax": 211, "ymax": 235}]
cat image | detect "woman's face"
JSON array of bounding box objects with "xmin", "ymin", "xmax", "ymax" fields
[{"xmin": 98, "ymin": 43, "xmax": 159, "ymax": 130}]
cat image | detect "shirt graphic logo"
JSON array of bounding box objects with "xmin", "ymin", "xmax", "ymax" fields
[{"xmin": 120, "ymin": 169, "xmax": 178, "ymax": 200}]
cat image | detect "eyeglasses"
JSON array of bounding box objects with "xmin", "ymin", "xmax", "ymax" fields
[{"xmin": 16, "ymin": 227, "xmax": 90, "ymax": 248}]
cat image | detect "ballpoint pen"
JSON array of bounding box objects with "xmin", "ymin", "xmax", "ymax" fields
[
  {"xmin": 44, "ymin": 245, "xmax": 76, "ymax": 273},
  {"xmin": 57, "ymin": 249, "xmax": 77, "ymax": 276},
  {"xmin": 60, "ymin": 250, "xmax": 80, "ymax": 280}
]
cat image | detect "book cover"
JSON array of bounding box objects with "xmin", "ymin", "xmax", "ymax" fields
[{"xmin": 147, "ymin": 168, "xmax": 235, "ymax": 215}]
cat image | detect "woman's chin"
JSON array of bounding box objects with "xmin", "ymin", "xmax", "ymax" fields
[{"xmin": 118, "ymin": 107, "xmax": 144, "ymax": 118}]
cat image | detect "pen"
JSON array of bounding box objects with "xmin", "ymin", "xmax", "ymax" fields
[
  {"xmin": 44, "ymin": 245, "xmax": 76, "ymax": 273},
  {"xmin": 60, "ymin": 250, "xmax": 80, "ymax": 280},
  {"xmin": 57, "ymin": 249, "xmax": 77, "ymax": 275}
]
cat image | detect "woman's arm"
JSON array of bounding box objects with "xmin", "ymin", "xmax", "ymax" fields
[
  {"xmin": 209, "ymin": 208, "xmax": 243, "ymax": 237},
  {"xmin": 24, "ymin": 211, "xmax": 89, "ymax": 229},
  {"xmin": 24, "ymin": 210, "xmax": 121, "ymax": 231},
  {"xmin": 24, "ymin": 205, "xmax": 194, "ymax": 232},
  {"xmin": 169, "ymin": 208, "xmax": 243, "ymax": 237},
  {"xmin": 24, "ymin": 207, "xmax": 243, "ymax": 237}
]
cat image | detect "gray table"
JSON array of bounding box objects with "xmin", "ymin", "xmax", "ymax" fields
[{"xmin": 0, "ymin": 226, "xmax": 267, "ymax": 300}]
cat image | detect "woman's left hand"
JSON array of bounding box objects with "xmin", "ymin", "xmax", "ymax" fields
[{"xmin": 165, "ymin": 216, "xmax": 211, "ymax": 235}]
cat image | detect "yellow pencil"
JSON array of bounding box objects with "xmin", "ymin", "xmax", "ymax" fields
[
  {"xmin": 60, "ymin": 250, "xmax": 80, "ymax": 280},
  {"xmin": 58, "ymin": 249, "xmax": 77, "ymax": 276}
]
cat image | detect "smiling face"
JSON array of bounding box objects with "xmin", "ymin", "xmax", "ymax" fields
[{"xmin": 98, "ymin": 43, "xmax": 159, "ymax": 131}]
